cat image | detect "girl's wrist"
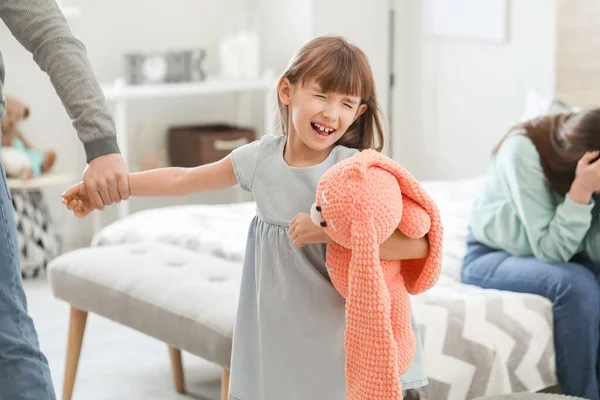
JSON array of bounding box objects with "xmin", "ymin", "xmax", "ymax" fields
[{"xmin": 321, "ymin": 229, "xmax": 332, "ymax": 244}]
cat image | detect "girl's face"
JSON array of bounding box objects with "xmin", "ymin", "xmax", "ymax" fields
[{"xmin": 279, "ymin": 78, "xmax": 367, "ymax": 152}]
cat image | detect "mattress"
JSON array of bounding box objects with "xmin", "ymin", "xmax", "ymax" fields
[
  {"xmin": 91, "ymin": 178, "xmax": 557, "ymax": 399},
  {"xmin": 92, "ymin": 201, "xmax": 256, "ymax": 263}
]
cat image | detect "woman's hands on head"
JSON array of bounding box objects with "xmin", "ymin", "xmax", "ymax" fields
[{"xmin": 570, "ymin": 150, "xmax": 600, "ymax": 204}]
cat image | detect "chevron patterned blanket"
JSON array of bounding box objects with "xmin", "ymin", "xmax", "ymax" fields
[{"xmin": 406, "ymin": 275, "xmax": 556, "ymax": 400}]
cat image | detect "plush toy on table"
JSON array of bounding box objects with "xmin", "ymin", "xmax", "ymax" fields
[
  {"xmin": 310, "ymin": 149, "xmax": 443, "ymax": 400},
  {"xmin": 1, "ymin": 96, "xmax": 56, "ymax": 179}
]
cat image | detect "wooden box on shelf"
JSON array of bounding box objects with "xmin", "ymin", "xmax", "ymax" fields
[{"xmin": 168, "ymin": 124, "xmax": 256, "ymax": 167}]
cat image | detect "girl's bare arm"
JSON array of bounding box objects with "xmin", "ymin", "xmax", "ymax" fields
[
  {"xmin": 62, "ymin": 156, "xmax": 239, "ymax": 217},
  {"xmin": 380, "ymin": 230, "xmax": 429, "ymax": 260},
  {"xmin": 127, "ymin": 156, "xmax": 238, "ymax": 196}
]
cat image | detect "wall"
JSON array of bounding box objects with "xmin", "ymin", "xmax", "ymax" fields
[
  {"xmin": 393, "ymin": 0, "xmax": 557, "ymax": 180},
  {"xmin": 258, "ymin": 0, "xmax": 313, "ymax": 77}
]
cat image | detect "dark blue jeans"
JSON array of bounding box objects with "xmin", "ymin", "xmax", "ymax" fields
[
  {"xmin": 461, "ymin": 234, "xmax": 600, "ymax": 400},
  {"xmin": 0, "ymin": 160, "xmax": 56, "ymax": 399}
]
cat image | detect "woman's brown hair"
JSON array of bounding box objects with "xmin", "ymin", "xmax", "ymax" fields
[
  {"xmin": 276, "ymin": 35, "xmax": 386, "ymax": 152},
  {"xmin": 493, "ymin": 109, "xmax": 600, "ymax": 195}
]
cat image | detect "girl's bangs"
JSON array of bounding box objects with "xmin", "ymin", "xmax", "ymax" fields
[{"xmin": 302, "ymin": 48, "xmax": 367, "ymax": 99}]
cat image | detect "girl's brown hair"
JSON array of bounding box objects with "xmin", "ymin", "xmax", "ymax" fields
[
  {"xmin": 277, "ymin": 35, "xmax": 386, "ymax": 152},
  {"xmin": 492, "ymin": 108, "xmax": 600, "ymax": 195}
]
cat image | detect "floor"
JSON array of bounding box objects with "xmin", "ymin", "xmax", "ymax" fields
[{"xmin": 24, "ymin": 277, "xmax": 222, "ymax": 400}]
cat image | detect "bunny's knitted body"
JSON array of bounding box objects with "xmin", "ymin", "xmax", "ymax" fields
[{"xmin": 311, "ymin": 149, "xmax": 443, "ymax": 400}]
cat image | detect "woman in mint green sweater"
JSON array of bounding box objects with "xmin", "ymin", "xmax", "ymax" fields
[{"xmin": 462, "ymin": 110, "xmax": 600, "ymax": 399}]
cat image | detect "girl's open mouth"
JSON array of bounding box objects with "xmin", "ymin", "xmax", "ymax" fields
[{"xmin": 311, "ymin": 122, "xmax": 336, "ymax": 137}]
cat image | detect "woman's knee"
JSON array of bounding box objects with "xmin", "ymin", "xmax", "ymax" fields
[
  {"xmin": 553, "ymin": 264, "xmax": 600, "ymax": 316},
  {"xmin": 461, "ymin": 247, "xmax": 510, "ymax": 284}
]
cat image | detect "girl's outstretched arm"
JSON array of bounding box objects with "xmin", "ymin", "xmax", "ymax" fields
[
  {"xmin": 62, "ymin": 156, "xmax": 238, "ymax": 217},
  {"xmin": 127, "ymin": 155, "xmax": 238, "ymax": 196}
]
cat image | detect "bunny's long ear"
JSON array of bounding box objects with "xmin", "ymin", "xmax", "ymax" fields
[
  {"xmin": 368, "ymin": 152, "xmax": 443, "ymax": 295},
  {"xmin": 345, "ymin": 220, "xmax": 402, "ymax": 399}
]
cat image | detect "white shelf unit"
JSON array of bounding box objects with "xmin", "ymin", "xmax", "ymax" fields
[
  {"xmin": 102, "ymin": 78, "xmax": 274, "ymax": 101},
  {"xmin": 95, "ymin": 75, "xmax": 276, "ymax": 233}
]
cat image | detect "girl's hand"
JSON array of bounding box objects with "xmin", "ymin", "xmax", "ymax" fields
[
  {"xmin": 61, "ymin": 182, "xmax": 95, "ymax": 218},
  {"xmin": 571, "ymin": 150, "xmax": 600, "ymax": 204},
  {"xmin": 288, "ymin": 212, "xmax": 330, "ymax": 248}
]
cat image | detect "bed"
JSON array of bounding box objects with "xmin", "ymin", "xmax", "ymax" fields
[{"xmin": 91, "ymin": 177, "xmax": 557, "ymax": 400}]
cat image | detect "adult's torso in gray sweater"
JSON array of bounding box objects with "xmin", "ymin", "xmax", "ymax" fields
[{"xmin": 0, "ymin": 0, "xmax": 119, "ymax": 162}]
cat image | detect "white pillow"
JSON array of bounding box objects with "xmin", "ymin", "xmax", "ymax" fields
[
  {"xmin": 520, "ymin": 90, "xmax": 581, "ymax": 122},
  {"xmin": 520, "ymin": 90, "xmax": 552, "ymax": 122}
]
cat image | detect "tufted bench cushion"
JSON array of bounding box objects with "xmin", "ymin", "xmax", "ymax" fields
[
  {"xmin": 48, "ymin": 242, "xmax": 241, "ymax": 367},
  {"xmin": 48, "ymin": 242, "xmax": 242, "ymax": 399}
]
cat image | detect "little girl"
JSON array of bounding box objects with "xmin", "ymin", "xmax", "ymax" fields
[{"xmin": 62, "ymin": 35, "xmax": 430, "ymax": 400}]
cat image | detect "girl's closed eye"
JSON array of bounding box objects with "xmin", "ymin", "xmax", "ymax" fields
[{"xmin": 343, "ymin": 97, "xmax": 359, "ymax": 109}]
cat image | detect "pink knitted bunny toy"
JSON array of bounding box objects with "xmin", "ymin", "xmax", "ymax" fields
[{"xmin": 311, "ymin": 149, "xmax": 443, "ymax": 400}]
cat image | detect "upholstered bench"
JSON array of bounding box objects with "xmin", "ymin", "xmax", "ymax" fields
[{"xmin": 48, "ymin": 243, "xmax": 242, "ymax": 400}]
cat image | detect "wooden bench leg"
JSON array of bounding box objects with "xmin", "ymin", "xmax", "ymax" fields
[
  {"xmin": 221, "ymin": 368, "xmax": 230, "ymax": 400},
  {"xmin": 168, "ymin": 346, "xmax": 186, "ymax": 393},
  {"xmin": 62, "ymin": 306, "xmax": 88, "ymax": 400}
]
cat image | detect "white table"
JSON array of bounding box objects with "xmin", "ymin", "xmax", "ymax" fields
[{"xmin": 6, "ymin": 172, "xmax": 75, "ymax": 190}]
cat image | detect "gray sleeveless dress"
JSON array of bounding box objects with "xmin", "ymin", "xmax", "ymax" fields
[{"xmin": 228, "ymin": 134, "xmax": 427, "ymax": 400}]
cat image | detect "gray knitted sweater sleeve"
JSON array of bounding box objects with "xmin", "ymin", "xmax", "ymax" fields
[{"xmin": 0, "ymin": 0, "xmax": 120, "ymax": 162}]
